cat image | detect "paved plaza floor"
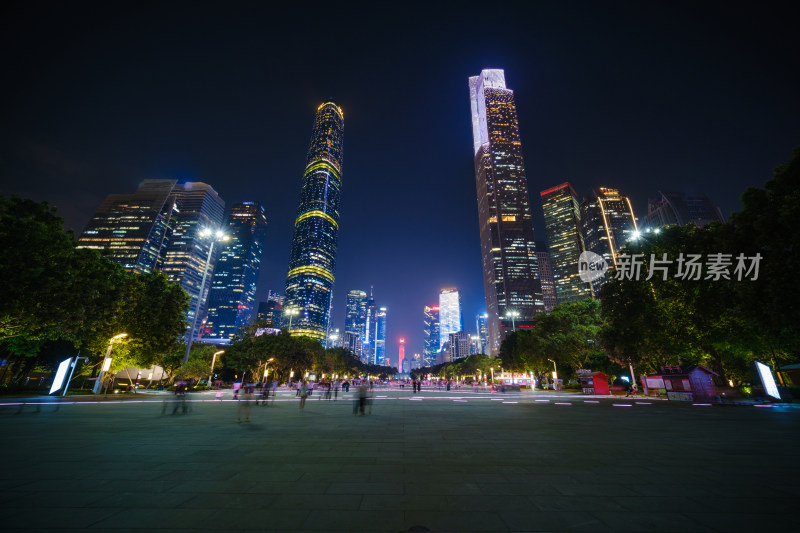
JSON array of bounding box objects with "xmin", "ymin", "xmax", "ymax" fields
[{"xmin": 1, "ymin": 388, "xmax": 798, "ymax": 532}]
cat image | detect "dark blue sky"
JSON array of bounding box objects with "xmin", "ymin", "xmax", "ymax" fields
[{"xmin": 2, "ymin": 1, "xmax": 798, "ymax": 360}]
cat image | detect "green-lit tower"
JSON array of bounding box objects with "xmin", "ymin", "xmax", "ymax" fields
[{"xmin": 284, "ymin": 102, "xmax": 344, "ymax": 340}]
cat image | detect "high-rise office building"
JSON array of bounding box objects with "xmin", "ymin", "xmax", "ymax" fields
[
  {"xmin": 79, "ymin": 179, "xmax": 225, "ymax": 338},
  {"xmin": 475, "ymin": 314, "xmax": 489, "ymax": 354},
  {"xmin": 375, "ymin": 307, "xmax": 387, "ymax": 366},
  {"xmin": 284, "ymin": 102, "xmax": 344, "ymax": 341},
  {"xmin": 161, "ymin": 182, "xmax": 226, "ymax": 336},
  {"xmin": 363, "ymin": 288, "xmax": 377, "ymax": 363},
  {"xmin": 535, "ymin": 248, "xmax": 558, "ymax": 313},
  {"xmin": 78, "ymin": 179, "xmax": 179, "ymax": 274},
  {"xmin": 341, "ymin": 332, "xmax": 363, "ymax": 361},
  {"xmin": 256, "ymin": 291, "xmax": 284, "ymax": 327},
  {"xmin": 439, "ymin": 288, "xmax": 463, "ymax": 351},
  {"xmin": 422, "ymin": 305, "xmax": 440, "ymax": 367},
  {"xmin": 644, "ymin": 190, "xmax": 725, "ymax": 228},
  {"xmin": 345, "ymin": 290, "xmax": 367, "ymax": 339},
  {"xmin": 204, "ymin": 202, "xmax": 268, "ymax": 341},
  {"xmin": 447, "ymin": 332, "xmax": 471, "ymax": 363},
  {"xmin": 469, "ymin": 69, "xmax": 544, "ymax": 355},
  {"xmin": 581, "ymin": 187, "xmax": 638, "ymax": 296},
  {"xmin": 398, "ymin": 338, "xmax": 405, "ymax": 373},
  {"xmin": 541, "ymin": 182, "xmax": 592, "ymax": 304}
]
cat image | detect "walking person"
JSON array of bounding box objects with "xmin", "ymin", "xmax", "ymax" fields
[
  {"xmin": 299, "ymin": 381, "xmax": 309, "ymax": 409},
  {"xmin": 271, "ymin": 379, "xmax": 279, "ymax": 404},
  {"xmin": 237, "ymin": 385, "xmax": 253, "ymax": 422}
]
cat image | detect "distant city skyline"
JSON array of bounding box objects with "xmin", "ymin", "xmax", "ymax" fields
[{"xmin": 3, "ymin": 2, "xmax": 797, "ymax": 354}]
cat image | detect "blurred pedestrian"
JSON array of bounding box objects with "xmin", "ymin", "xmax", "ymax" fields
[
  {"xmin": 299, "ymin": 381, "xmax": 309, "ymax": 409},
  {"xmin": 238, "ymin": 385, "xmax": 253, "ymax": 422}
]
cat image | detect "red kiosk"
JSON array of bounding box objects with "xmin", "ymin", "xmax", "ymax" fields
[{"xmin": 577, "ymin": 370, "xmax": 610, "ymax": 395}]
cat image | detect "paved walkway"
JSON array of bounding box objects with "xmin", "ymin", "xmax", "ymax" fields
[{"xmin": 1, "ymin": 388, "xmax": 797, "ymax": 532}]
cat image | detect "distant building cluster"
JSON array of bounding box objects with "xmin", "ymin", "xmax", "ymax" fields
[
  {"xmin": 75, "ymin": 73, "xmax": 726, "ymax": 368},
  {"xmin": 466, "ymin": 68, "xmax": 725, "ymax": 356}
]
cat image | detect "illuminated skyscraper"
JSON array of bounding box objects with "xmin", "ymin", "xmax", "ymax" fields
[
  {"xmin": 475, "ymin": 314, "xmax": 489, "ymax": 354},
  {"xmin": 161, "ymin": 182, "xmax": 226, "ymax": 332},
  {"xmin": 363, "ymin": 287, "xmax": 377, "ymax": 363},
  {"xmin": 204, "ymin": 202, "xmax": 268, "ymax": 341},
  {"xmin": 581, "ymin": 187, "xmax": 638, "ymax": 296},
  {"xmin": 469, "ymin": 69, "xmax": 544, "ymax": 355},
  {"xmin": 345, "ymin": 290, "xmax": 367, "ymax": 339},
  {"xmin": 78, "ymin": 179, "xmax": 179, "ymax": 274},
  {"xmin": 398, "ymin": 338, "xmax": 406, "ymax": 373},
  {"xmin": 535, "ymin": 247, "xmax": 558, "ymax": 313},
  {"xmin": 439, "ymin": 288, "xmax": 463, "ymax": 351},
  {"xmin": 284, "ymin": 102, "xmax": 344, "ymax": 341},
  {"xmin": 79, "ymin": 179, "xmax": 225, "ymax": 337},
  {"xmin": 541, "ymin": 182, "xmax": 592, "ymax": 303},
  {"xmin": 422, "ymin": 305, "xmax": 440, "ymax": 367},
  {"xmin": 375, "ymin": 307, "xmax": 387, "ymax": 365}
]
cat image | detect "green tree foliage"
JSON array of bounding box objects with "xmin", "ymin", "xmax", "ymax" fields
[
  {"xmin": 224, "ymin": 323, "xmax": 396, "ymax": 382},
  {"xmin": 499, "ymin": 299, "xmax": 604, "ymax": 379},
  {"xmin": 0, "ymin": 196, "xmax": 189, "ymax": 385}
]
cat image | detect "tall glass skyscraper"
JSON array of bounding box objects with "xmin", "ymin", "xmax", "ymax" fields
[
  {"xmin": 475, "ymin": 314, "xmax": 489, "ymax": 354},
  {"xmin": 363, "ymin": 288, "xmax": 377, "ymax": 363},
  {"xmin": 439, "ymin": 288, "xmax": 463, "ymax": 351},
  {"xmin": 581, "ymin": 187, "xmax": 638, "ymax": 296},
  {"xmin": 204, "ymin": 202, "xmax": 268, "ymax": 341},
  {"xmin": 284, "ymin": 102, "xmax": 344, "ymax": 341},
  {"xmin": 469, "ymin": 69, "xmax": 544, "ymax": 355},
  {"xmin": 78, "ymin": 179, "xmax": 179, "ymax": 274},
  {"xmin": 375, "ymin": 307, "xmax": 387, "ymax": 365},
  {"xmin": 541, "ymin": 182, "xmax": 592, "ymax": 303},
  {"xmin": 345, "ymin": 290, "xmax": 367, "ymax": 339},
  {"xmin": 79, "ymin": 179, "xmax": 225, "ymax": 335},
  {"xmin": 422, "ymin": 305, "xmax": 440, "ymax": 367}
]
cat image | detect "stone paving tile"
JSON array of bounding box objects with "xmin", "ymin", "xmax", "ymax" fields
[
  {"xmin": 302, "ymin": 509, "xmax": 404, "ymax": 530},
  {"xmin": 403, "ymin": 510, "xmax": 506, "ymax": 532},
  {"xmin": 500, "ymin": 510, "xmax": 610, "ymax": 532},
  {"xmin": 2, "ymin": 390, "xmax": 799, "ymax": 532},
  {"xmin": 592, "ymin": 511, "xmax": 715, "ymax": 532}
]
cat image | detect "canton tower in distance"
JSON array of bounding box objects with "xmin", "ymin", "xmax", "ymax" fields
[{"xmin": 284, "ymin": 102, "xmax": 344, "ymax": 341}]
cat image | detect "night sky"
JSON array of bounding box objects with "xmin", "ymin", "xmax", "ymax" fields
[{"xmin": 2, "ymin": 1, "xmax": 798, "ymax": 361}]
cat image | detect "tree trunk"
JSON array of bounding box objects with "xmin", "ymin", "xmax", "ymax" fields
[{"xmin": 703, "ymin": 345, "xmax": 728, "ymax": 387}]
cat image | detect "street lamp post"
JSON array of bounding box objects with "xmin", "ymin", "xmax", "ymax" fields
[
  {"xmin": 547, "ymin": 358, "xmax": 558, "ymax": 389},
  {"xmin": 284, "ymin": 308, "xmax": 299, "ymax": 330},
  {"xmin": 208, "ymin": 350, "xmax": 224, "ymax": 387},
  {"xmin": 93, "ymin": 333, "xmax": 127, "ymax": 394},
  {"xmin": 183, "ymin": 228, "xmax": 229, "ymax": 366},
  {"xmin": 507, "ymin": 310, "xmax": 520, "ymax": 332},
  {"xmin": 261, "ymin": 358, "xmax": 275, "ymax": 386}
]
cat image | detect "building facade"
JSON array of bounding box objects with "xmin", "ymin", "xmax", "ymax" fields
[
  {"xmin": 375, "ymin": 307, "xmax": 387, "ymax": 366},
  {"xmin": 469, "ymin": 69, "xmax": 544, "ymax": 355},
  {"xmin": 78, "ymin": 179, "xmax": 179, "ymax": 274},
  {"xmin": 204, "ymin": 202, "xmax": 268, "ymax": 341},
  {"xmin": 535, "ymin": 248, "xmax": 558, "ymax": 313},
  {"xmin": 284, "ymin": 102, "xmax": 344, "ymax": 341},
  {"xmin": 438, "ymin": 288, "xmax": 463, "ymax": 351},
  {"xmin": 475, "ymin": 314, "xmax": 489, "ymax": 354},
  {"xmin": 447, "ymin": 331, "xmax": 472, "ymax": 363},
  {"xmin": 541, "ymin": 182, "xmax": 592, "ymax": 304},
  {"xmin": 644, "ymin": 190, "xmax": 725, "ymax": 228},
  {"xmin": 422, "ymin": 305, "xmax": 440, "ymax": 367},
  {"xmin": 345, "ymin": 290, "xmax": 367, "ymax": 340},
  {"xmin": 581, "ymin": 187, "xmax": 638, "ymax": 295}
]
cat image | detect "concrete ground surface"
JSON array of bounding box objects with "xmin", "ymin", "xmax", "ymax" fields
[{"xmin": 0, "ymin": 388, "xmax": 797, "ymax": 532}]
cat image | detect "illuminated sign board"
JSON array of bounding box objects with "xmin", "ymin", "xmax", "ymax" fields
[
  {"xmin": 755, "ymin": 361, "xmax": 781, "ymax": 400},
  {"xmin": 49, "ymin": 357, "xmax": 72, "ymax": 395}
]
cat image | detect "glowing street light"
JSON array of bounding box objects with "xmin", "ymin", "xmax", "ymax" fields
[
  {"xmin": 284, "ymin": 308, "xmax": 300, "ymax": 330},
  {"xmin": 207, "ymin": 350, "xmax": 224, "ymax": 386},
  {"xmin": 183, "ymin": 228, "xmax": 229, "ymax": 366},
  {"xmin": 504, "ymin": 310, "xmax": 520, "ymax": 332},
  {"xmin": 93, "ymin": 333, "xmax": 127, "ymax": 394}
]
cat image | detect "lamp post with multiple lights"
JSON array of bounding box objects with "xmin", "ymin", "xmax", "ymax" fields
[{"xmin": 183, "ymin": 228, "xmax": 229, "ymax": 366}]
